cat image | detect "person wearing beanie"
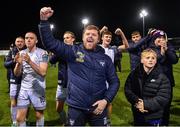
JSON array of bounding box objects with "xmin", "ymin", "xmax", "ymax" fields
[
  {"xmin": 148, "ymin": 30, "xmax": 179, "ymax": 125},
  {"xmin": 150, "ymin": 30, "xmax": 167, "ymax": 43}
]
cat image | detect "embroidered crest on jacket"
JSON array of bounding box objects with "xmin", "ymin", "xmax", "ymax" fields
[{"xmin": 76, "ymin": 51, "xmax": 85, "ymax": 62}]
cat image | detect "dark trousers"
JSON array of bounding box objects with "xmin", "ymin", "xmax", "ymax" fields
[
  {"xmin": 162, "ymin": 86, "xmax": 173, "ymax": 125},
  {"xmin": 114, "ymin": 59, "xmax": 121, "ymax": 72},
  {"xmin": 134, "ymin": 112, "xmax": 162, "ymax": 126},
  {"xmin": 66, "ymin": 106, "xmax": 108, "ymax": 126}
]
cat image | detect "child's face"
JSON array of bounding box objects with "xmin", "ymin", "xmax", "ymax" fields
[
  {"xmin": 154, "ymin": 36, "xmax": 166, "ymax": 47},
  {"xmin": 141, "ymin": 53, "xmax": 157, "ymax": 68}
]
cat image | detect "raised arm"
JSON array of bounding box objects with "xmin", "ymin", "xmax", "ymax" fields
[
  {"xmin": 100, "ymin": 26, "xmax": 108, "ymax": 35},
  {"xmin": 115, "ymin": 28, "xmax": 129, "ymax": 50},
  {"xmin": 39, "ymin": 7, "xmax": 76, "ymax": 62}
]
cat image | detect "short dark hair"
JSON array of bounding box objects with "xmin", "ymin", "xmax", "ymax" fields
[
  {"xmin": 101, "ymin": 30, "xmax": 112, "ymax": 37},
  {"xmin": 131, "ymin": 31, "xmax": 141, "ymax": 36},
  {"xmin": 83, "ymin": 25, "xmax": 100, "ymax": 38}
]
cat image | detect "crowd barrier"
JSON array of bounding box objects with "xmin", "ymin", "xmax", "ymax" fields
[{"xmin": 0, "ymin": 50, "xmax": 9, "ymax": 56}]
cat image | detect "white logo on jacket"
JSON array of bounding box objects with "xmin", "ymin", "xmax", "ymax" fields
[
  {"xmin": 150, "ymin": 79, "xmax": 156, "ymax": 82},
  {"xmin": 69, "ymin": 119, "xmax": 75, "ymax": 125},
  {"xmin": 99, "ymin": 61, "xmax": 105, "ymax": 67}
]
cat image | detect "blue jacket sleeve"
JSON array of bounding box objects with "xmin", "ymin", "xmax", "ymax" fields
[
  {"xmin": 165, "ymin": 43, "xmax": 179, "ymax": 64},
  {"xmin": 38, "ymin": 21, "xmax": 76, "ymax": 62},
  {"xmin": 127, "ymin": 36, "xmax": 150, "ymax": 52},
  {"xmin": 105, "ymin": 57, "xmax": 120, "ymax": 103},
  {"xmin": 4, "ymin": 50, "xmax": 15, "ymax": 69},
  {"xmin": 156, "ymin": 43, "xmax": 179, "ymax": 64}
]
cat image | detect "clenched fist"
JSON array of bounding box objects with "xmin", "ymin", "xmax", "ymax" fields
[
  {"xmin": 115, "ymin": 28, "xmax": 123, "ymax": 35},
  {"xmin": 40, "ymin": 7, "xmax": 54, "ymax": 20}
]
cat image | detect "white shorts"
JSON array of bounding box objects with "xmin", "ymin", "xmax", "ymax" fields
[
  {"xmin": 56, "ymin": 85, "xmax": 67, "ymax": 101},
  {"xmin": 17, "ymin": 89, "xmax": 46, "ymax": 110},
  {"xmin": 10, "ymin": 82, "xmax": 20, "ymax": 99}
]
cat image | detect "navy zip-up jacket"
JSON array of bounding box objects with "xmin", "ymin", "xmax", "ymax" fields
[
  {"xmin": 4, "ymin": 47, "xmax": 22, "ymax": 84},
  {"xmin": 39, "ymin": 21, "xmax": 120, "ymax": 110},
  {"xmin": 149, "ymin": 43, "xmax": 179, "ymax": 86},
  {"xmin": 127, "ymin": 36, "xmax": 151, "ymax": 71}
]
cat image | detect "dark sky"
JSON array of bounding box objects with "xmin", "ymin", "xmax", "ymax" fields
[{"xmin": 1, "ymin": 0, "xmax": 180, "ymax": 48}]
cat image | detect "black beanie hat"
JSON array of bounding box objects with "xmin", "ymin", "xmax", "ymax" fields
[{"xmin": 151, "ymin": 30, "xmax": 167, "ymax": 42}]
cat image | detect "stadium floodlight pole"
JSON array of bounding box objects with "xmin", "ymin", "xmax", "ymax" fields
[
  {"xmin": 139, "ymin": 9, "xmax": 148, "ymax": 37},
  {"xmin": 81, "ymin": 18, "xmax": 89, "ymax": 28},
  {"xmin": 50, "ymin": 24, "xmax": 55, "ymax": 31}
]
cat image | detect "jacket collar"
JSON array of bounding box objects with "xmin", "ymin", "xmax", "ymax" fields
[{"xmin": 80, "ymin": 43, "xmax": 105, "ymax": 54}]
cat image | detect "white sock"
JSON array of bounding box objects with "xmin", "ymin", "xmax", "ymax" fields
[
  {"xmin": 11, "ymin": 106, "xmax": 17, "ymax": 123},
  {"xmin": 19, "ymin": 121, "xmax": 26, "ymax": 127},
  {"xmin": 36, "ymin": 116, "xmax": 44, "ymax": 127}
]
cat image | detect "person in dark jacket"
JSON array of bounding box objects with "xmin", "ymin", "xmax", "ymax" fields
[
  {"xmin": 125, "ymin": 48, "xmax": 171, "ymax": 126},
  {"xmin": 118, "ymin": 31, "xmax": 150, "ymax": 71},
  {"xmin": 49, "ymin": 31, "xmax": 75, "ymax": 125},
  {"xmin": 4, "ymin": 36, "xmax": 25, "ymax": 126},
  {"xmin": 39, "ymin": 7, "xmax": 120, "ymax": 126},
  {"xmin": 127, "ymin": 31, "xmax": 142, "ymax": 71},
  {"xmin": 114, "ymin": 50, "xmax": 122, "ymax": 72},
  {"xmin": 148, "ymin": 30, "xmax": 179, "ymax": 125}
]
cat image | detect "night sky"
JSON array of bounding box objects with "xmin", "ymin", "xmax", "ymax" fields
[{"xmin": 1, "ymin": 0, "xmax": 180, "ymax": 48}]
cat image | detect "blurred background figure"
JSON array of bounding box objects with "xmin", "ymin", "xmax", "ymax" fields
[
  {"xmin": 4, "ymin": 37, "xmax": 25, "ymax": 126},
  {"xmin": 49, "ymin": 31, "xmax": 75, "ymax": 125}
]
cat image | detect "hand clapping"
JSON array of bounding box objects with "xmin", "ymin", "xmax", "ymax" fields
[
  {"xmin": 22, "ymin": 53, "xmax": 31, "ymax": 64},
  {"xmin": 14, "ymin": 53, "xmax": 23, "ymax": 64}
]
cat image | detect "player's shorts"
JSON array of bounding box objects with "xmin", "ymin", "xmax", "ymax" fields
[
  {"xmin": 10, "ymin": 79, "xmax": 20, "ymax": 99},
  {"xmin": 17, "ymin": 89, "xmax": 46, "ymax": 110},
  {"xmin": 56, "ymin": 85, "xmax": 67, "ymax": 101}
]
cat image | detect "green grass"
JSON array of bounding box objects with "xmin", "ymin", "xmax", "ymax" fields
[{"xmin": 0, "ymin": 53, "xmax": 180, "ymax": 126}]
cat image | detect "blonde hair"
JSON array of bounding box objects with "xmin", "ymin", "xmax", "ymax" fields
[
  {"xmin": 141, "ymin": 48, "xmax": 157, "ymax": 59},
  {"xmin": 64, "ymin": 31, "xmax": 76, "ymax": 40}
]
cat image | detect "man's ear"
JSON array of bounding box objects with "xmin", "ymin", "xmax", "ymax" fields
[{"xmin": 36, "ymin": 40, "xmax": 38, "ymax": 43}]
